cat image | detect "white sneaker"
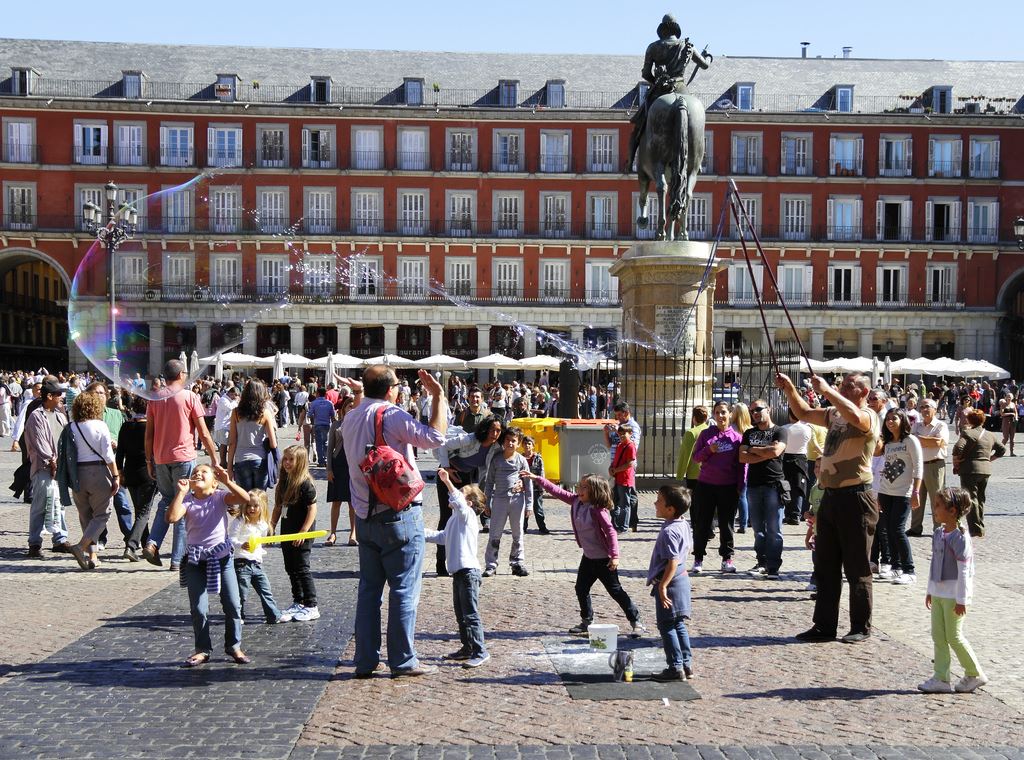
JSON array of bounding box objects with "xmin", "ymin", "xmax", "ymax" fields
[
  {"xmin": 875, "ymin": 567, "xmax": 892, "ymax": 581},
  {"xmin": 720, "ymin": 559, "xmax": 737, "ymax": 573},
  {"xmin": 918, "ymin": 677, "xmax": 953, "ymax": 693},
  {"xmin": 690, "ymin": 562, "xmax": 703, "ymax": 575},
  {"xmin": 293, "ymin": 605, "xmax": 320, "ymax": 622},
  {"xmin": 748, "ymin": 565, "xmax": 766, "ymax": 576},
  {"xmin": 954, "ymin": 674, "xmax": 989, "ymax": 693},
  {"xmin": 892, "ymin": 573, "xmax": 916, "ymax": 585},
  {"xmin": 630, "ymin": 619, "xmax": 648, "ymax": 638},
  {"xmin": 282, "ymin": 603, "xmax": 303, "ymax": 617}
]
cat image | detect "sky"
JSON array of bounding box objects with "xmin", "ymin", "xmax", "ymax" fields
[{"xmin": 4, "ymin": 0, "xmax": 1021, "ymax": 61}]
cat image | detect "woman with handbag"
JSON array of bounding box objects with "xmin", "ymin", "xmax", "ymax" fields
[{"xmin": 227, "ymin": 379, "xmax": 278, "ymax": 491}]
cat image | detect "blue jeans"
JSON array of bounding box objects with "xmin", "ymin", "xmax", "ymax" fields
[
  {"xmin": 736, "ymin": 486, "xmax": 749, "ymax": 529},
  {"xmin": 28, "ymin": 470, "xmax": 67, "ymax": 546},
  {"xmin": 353, "ymin": 504, "xmax": 425, "ymax": 674},
  {"xmin": 748, "ymin": 483, "xmax": 783, "ymax": 572},
  {"xmin": 453, "ymin": 568, "xmax": 486, "ymax": 657},
  {"xmin": 656, "ymin": 605, "xmax": 692, "ymax": 672},
  {"xmin": 612, "ymin": 484, "xmax": 638, "ymax": 531},
  {"xmin": 234, "ymin": 558, "xmax": 282, "ymax": 623},
  {"xmin": 147, "ymin": 461, "xmax": 194, "ymax": 565},
  {"xmin": 99, "ymin": 486, "xmax": 133, "ymax": 546},
  {"xmin": 183, "ymin": 557, "xmax": 241, "ymax": 654},
  {"xmin": 313, "ymin": 425, "xmax": 330, "ymax": 464},
  {"xmin": 233, "ymin": 459, "xmax": 268, "ymax": 491}
]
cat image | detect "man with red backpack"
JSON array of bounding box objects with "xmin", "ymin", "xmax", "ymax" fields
[{"xmin": 341, "ymin": 365, "xmax": 448, "ymax": 679}]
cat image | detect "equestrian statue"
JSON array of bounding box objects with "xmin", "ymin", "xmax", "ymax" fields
[{"xmin": 627, "ymin": 14, "xmax": 713, "ymax": 241}]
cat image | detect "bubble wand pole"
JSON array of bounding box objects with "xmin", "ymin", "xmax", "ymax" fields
[{"xmin": 244, "ymin": 530, "xmax": 329, "ymax": 553}]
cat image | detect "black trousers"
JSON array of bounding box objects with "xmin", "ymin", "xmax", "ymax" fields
[
  {"xmin": 125, "ymin": 481, "xmax": 157, "ymax": 550},
  {"xmin": 782, "ymin": 454, "xmax": 808, "ymax": 522},
  {"xmin": 281, "ymin": 537, "xmax": 317, "ymax": 607},
  {"xmin": 575, "ymin": 555, "xmax": 639, "ymax": 625},
  {"xmin": 692, "ymin": 481, "xmax": 738, "ymax": 561}
]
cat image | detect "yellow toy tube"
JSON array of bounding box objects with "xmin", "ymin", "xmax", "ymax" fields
[{"xmin": 245, "ymin": 530, "xmax": 328, "ymax": 552}]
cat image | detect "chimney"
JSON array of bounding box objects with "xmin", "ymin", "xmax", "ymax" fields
[
  {"xmin": 801, "ymin": 42, "xmax": 810, "ymax": 58},
  {"xmin": 842, "ymin": 46, "xmax": 852, "ymax": 59}
]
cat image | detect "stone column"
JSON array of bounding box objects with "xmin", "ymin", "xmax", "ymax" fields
[
  {"xmin": 570, "ymin": 325, "xmax": 585, "ymax": 346},
  {"xmin": 610, "ymin": 241, "xmax": 721, "ymax": 477},
  {"xmin": 336, "ymin": 322, "xmax": 350, "ymax": 355},
  {"xmin": 523, "ymin": 329, "xmax": 538, "ymax": 359},
  {"xmin": 196, "ymin": 321, "xmax": 212, "ymax": 360},
  {"xmin": 429, "ymin": 323, "xmax": 444, "ymax": 357},
  {"xmin": 476, "ymin": 325, "xmax": 490, "ymax": 356},
  {"xmin": 906, "ymin": 328, "xmax": 924, "ymax": 358},
  {"xmin": 290, "ymin": 322, "xmax": 305, "ymax": 356},
  {"xmin": 242, "ymin": 323, "xmax": 257, "ymax": 356},
  {"xmin": 956, "ymin": 328, "xmax": 978, "ymax": 359},
  {"xmin": 148, "ymin": 322, "xmax": 165, "ymax": 377},
  {"xmin": 858, "ymin": 328, "xmax": 874, "ymax": 358},
  {"xmin": 809, "ymin": 328, "xmax": 826, "ymax": 360},
  {"xmin": 383, "ymin": 323, "xmax": 399, "ymax": 355}
]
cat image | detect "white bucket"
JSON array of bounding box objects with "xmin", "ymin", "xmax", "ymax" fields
[{"xmin": 588, "ymin": 623, "xmax": 618, "ymax": 651}]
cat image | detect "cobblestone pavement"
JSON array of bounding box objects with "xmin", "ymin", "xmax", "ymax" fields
[{"xmin": 0, "ymin": 433, "xmax": 1022, "ymax": 758}]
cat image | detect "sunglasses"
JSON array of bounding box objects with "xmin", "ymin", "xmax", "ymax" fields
[{"xmin": 751, "ymin": 406, "xmax": 766, "ymax": 413}]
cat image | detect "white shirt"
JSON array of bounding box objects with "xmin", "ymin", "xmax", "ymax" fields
[
  {"xmin": 214, "ymin": 397, "xmax": 238, "ymax": 433},
  {"xmin": 71, "ymin": 419, "xmax": 115, "ymax": 463},
  {"xmin": 424, "ymin": 490, "xmax": 481, "ymax": 573},
  {"xmin": 229, "ymin": 516, "xmax": 269, "ymax": 561},
  {"xmin": 782, "ymin": 421, "xmax": 812, "ymax": 455},
  {"xmin": 878, "ymin": 436, "xmax": 923, "ymax": 497},
  {"xmin": 911, "ymin": 418, "xmax": 949, "ymax": 461}
]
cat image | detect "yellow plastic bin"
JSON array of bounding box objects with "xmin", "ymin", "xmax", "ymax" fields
[
  {"xmin": 508, "ymin": 417, "xmax": 562, "ymax": 483},
  {"xmin": 556, "ymin": 419, "xmax": 614, "ymax": 486}
]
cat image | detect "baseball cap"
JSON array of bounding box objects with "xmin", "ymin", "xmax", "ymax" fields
[{"xmin": 40, "ymin": 379, "xmax": 64, "ymax": 396}]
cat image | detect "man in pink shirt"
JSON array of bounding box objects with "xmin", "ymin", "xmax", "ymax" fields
[{"xmin": 143, "ymin": 360, "xmax": 218, "ymax": 570}]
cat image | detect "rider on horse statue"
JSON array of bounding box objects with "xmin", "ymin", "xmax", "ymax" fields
[{"xmin": 627, "ymin": 14, "xmax": 712, "ymax": 174}]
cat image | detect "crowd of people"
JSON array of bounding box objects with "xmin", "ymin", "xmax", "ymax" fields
[{"xmin": 2, "ymin": 364, "xmax": 1003, "ymax": 690}]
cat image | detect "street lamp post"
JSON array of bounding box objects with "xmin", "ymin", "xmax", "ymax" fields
[
  {"xmin": 1014, "ymin": 216, "xmax": 1024, "ymax": 251},
  {"xmin": 83, "ymin": 181, "xmax": 137, "ymax": 386}
]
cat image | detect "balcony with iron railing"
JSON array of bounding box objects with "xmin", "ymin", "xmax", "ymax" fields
[
  {"xmin": 716, "ymin": 292, "xmax": 966, "ymax": 310},
  {"xmin": 928, "ymin": 159, "xmax": 962, "ymax": 178},
  {"xmin": 2, "ymin": 143, "xmax": 39, "ymax": 163}
]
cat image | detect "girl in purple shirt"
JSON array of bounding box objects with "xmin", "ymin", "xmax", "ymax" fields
[{"xmin": 690, "ymin": 401, "xmax": 746, "ymax": 575}]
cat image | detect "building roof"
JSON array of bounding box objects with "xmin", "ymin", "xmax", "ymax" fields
[{"xmin": 3, "ymin": 38, "xmax": 1023, "ymax": 113}]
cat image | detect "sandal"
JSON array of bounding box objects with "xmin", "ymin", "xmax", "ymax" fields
[
  {"xmin": 347, "ymin": 536, "xmax": 358, "ymax": 546},
  {"xmin": 229, "ymin": 649, "xmax": 252, "ymax": 665},
  {"xmin": 324, "ymin": 533, "xmax": 337, "ymax": 547},
  {"xmin": 182, "ymin": 652, "xmax": 210, "ymax": 668}
]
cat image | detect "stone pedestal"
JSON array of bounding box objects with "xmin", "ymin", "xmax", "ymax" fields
[{"xmin": 610, "ymin": 241, "xmax": 720, "ymax": 477}]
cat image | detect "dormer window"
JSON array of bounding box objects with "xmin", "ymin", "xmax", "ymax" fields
[
  {"xmin": 310, "ymin": 76, "xmax": 332, "ymax": 104},
  {"xmin": 735, "ymin": 83, "xmax": 754, "ymax": 111},
  {"xmin": 11, "ymin": 67, "xmax": 37, "ymax": 96},
  {"xmin": 122, "ymin": 70, "xmax": 144, "ymax": 99},
  {"xmin": 215, "ymin": 74, "xmax": 239, "ymax": 103},
  {"xmin": 835, "ymin": 85, "xmax": 854, "ymax": 113},
  {"xmin": 404, "ymin": 78, "xmax": 424, "ymax": 106},
  {"xmin": 499, "ymin": 80, "xmax": 519, "ymax": 107},
  {"xmin": 546, "ymin": 80, "xmax": 565, "ymax": 108},
  {"xmin": 638, "ymin": 82, "xmax": 650, "ymax": 102},
  {"xmin": 931, "ymin": 86, "xmax": 953, "ymax": 114}
]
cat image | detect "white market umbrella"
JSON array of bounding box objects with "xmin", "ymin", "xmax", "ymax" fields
[
  {"xmin": 820, "ymin": 356, "xmax": 874, "ymax": 374},
  {"xmin": 276, "ymin": 353, "xmax": 310, "ymax": 369},
  {"xmin": 214, "ymin": 353, "xmax": 224, "ymax": 381},
  {"xmin": 959, "ymin": 359, "xmax": 1010, "ymax": 379},
  {"xmin": 309, "ymin": 353, "xmax": 364, "ymax": 369},
  {"xmin": 189, "ymin": 350, "xmax": 201, "ymax": 379},
  {"xmin": 871, "ymin": 356, "xmax": 880, "ymax": 387},
  {"xmin": 889, "ymin": 357, "xmax": 923, "ymax": 374},
  {"xmin": 363, "ymin": 354, "xmax": 417, "ymax": 368},
  {"xmin": 517, "ymin": 355, "xmax": 562, "ymax": 371},
  {"xmin": 203, "ymin": 352, "xmax": 262, "ymax": 369},
  {"xmin": 178, "ymin": 350, "xmax": 188, "ymax": 368},
  {"xmin": 272, "ymin": 351, "xmax": 284, "ymax": 380},
  {"xmin": 414, "ymin": 354, "xmax": 468, "ymax": 370},
  {"xmin": 467, "ymin": 353, "xmax": 523, "ymax": 370},
  {"xmin": 884, "ymin": 355, "xmax": 892, "ymax": 385},
  {"xmin": 324, "ymin": 351, "xmax": 337, "ymax": 383}
]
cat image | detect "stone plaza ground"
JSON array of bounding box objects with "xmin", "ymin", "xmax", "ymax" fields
[{"xmin": 0, "ymin": 427, "xmax": 1022, "ymax": 759}]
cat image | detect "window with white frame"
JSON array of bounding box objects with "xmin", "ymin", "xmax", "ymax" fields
[
  {"xmin": 728, "ymin": 262, "xmax": 762, "ymax": 305},
  {"xmin": 546, "ymin": 80, "xmax": 565, "ymax": 108},
  {"xmin": 967, "ymin": 199, "xmax": 998, "ymax": 243},
  {"xmin": 257, "ymin": 189, "xmax": 287, "ymax": 233},
  {"xmin": 445, "ymin": 258, "xmax": 475, "ymax": 297},
  {"xmin": 494, "ymin": 193, "xmax": 521, "ymax": 237},
  {"xmin": 925, "ymin": 198, "xmax": 961, "ymax": 242},
  {"xmin": 781, "ymin": 134, "xmax": 811, "ymax": 175},
  {"xmin": 540, "ymin": 260, "xmax": 569, "ymax": 302},
  {"xmin": 207, "ymin": 126, "xmax": 242, "ymax": 168},
  {"xmin": 736, "ymin": 84, "xmax": 754, "ymax": 110},
  {"xmin": 634, "ymin": 194, "xmax": 660, "ymax": 239},
  {"xmin": 876, "ymin": 198, "xmax": 912, "ymax": 241},
  {"xmin": 163, "ymin": 187, "xmax": 192, "ymax": 233},
  {"xmin": 398, "ymin": 257, "xmax": 428, "ymax": 298},
  {"xmin": 879, "ymin": 135, "xmax": 912, "ymax": 177},
  {"xmin": 701, "ymin": 130, "xmax": 714, "ymax": 173},
  {"xmin": 114, "ymin": 124, "xmax": 144, "ymax": 166},
  {"xmin": 160, "ymin": 125, "xmax": 193, "ymax": 166},
  {"xmin": 304, "ymin": 188, "xmax": 334, "ymax": 234},
  {"xmin": 589, "ymin": 194, "xmax": 615, "ymax": 238},
  {"xmin": 730, "ymin": 195, "xmax": 760, "ymax": 237},
  {"xmin": 118, "ymin": 186, "xmax": 144, "ymax": 229},
  {"xmin": 4, "ymin": 120, "xmax": 34, "ymax": 163},
  {"xmin": 731, "ymin": 133, "xmax": 761, "ymax": 174},
  {"xmin": 687, "ymin": 194, "xmax": 709, "ymax": 239},
  {"xmin": 828, "ymin": 265, "xmax": 860, "ymax": 305},
  {"xmin": 117, "ymin": 254, "xmax": 147, "ymax": 296},
  {"xmin": 310, "ymin": 77, "xmax": 331, "ymax": 103},
  {"xmin": 493, "ymin": 259, "xmax": 522, "ymax": 300},
  {"xmin": 210, "ymin": 255, "xmax": 241, "ymax": 296},
  {"xmin": 74, "ymin": 123, "xmax": 108, "ymax": 164},
  {"xmin": 352, "ymin": 190, "xmax": 382, "ymax": 234},
  {"xmin": 301, "ymin": 127, "xmax": 333, "ymax": 168},
  {"xmin": 589, "ymin": 131, "xmax": 616, "ymax": 172},
  {"xmin": 781, "ymin": 196, "xmax": 810, "ymax": 240},
  {"xmin": 4, "ymin": 184, "xmax": 34, "ymax": 229},
  {"xmin": 926, "ymin": 264, "xmax": 957, "ymax": 305},
  {"xmin": 398, "ymin": 128, "xmax": 428, "ymax": 170},
  {"xmin": 876, "ymin": 264, "xmax": 908, "ymax": 305},
  {"xmin": 969, "ymin": 137, "xmax": 999, "ymax": 178},
  {"xmin": 778, "ymin": 263, "xmax": 812, "ymax": 306},
  {"xmin": 258, "ymin": 127, "xmax": 286, "ymax": 168},
  {"xmin": 303, "ymin": 255, "xmax": 334, "ymax": 297},
  {"xmin": 541, "ymin": 193, "xmax": 569, "ymax": 238},
  {"xmin": 258, "ymin": 255, "xmax": 289, "ymax": 296},
  {"xmin": 352, "ymin": 127, "xmax": 382, "ymax": 170},
  {"xmin": 928, "ymin": 136, "xmax": 962, "ymax": 177},
  {"xmin": 585, "ymin": 261, "xmax": 618, "ymax": 304},
  {"xmin": 447, "ymin": 130, "xmax": 475, "ymax": 171},
  {"xmin": 350, "ymin": 256, "xmax": 381, "ymax": 299},
  {"xmin": 210, "ymin": 187, "xmax": 241, "ymax": 233},
  {"xmin": 830, "ymin": 134, "xmax": 863, "ymax": 175},
  {"xmin": 163, "ymin": 254, "xmax": 195, "ymax": 295},
  {"xmin": 79, "ymin": 187, "xmax": 103, "ymax": 230},
  {"xmin": 540, "ymin": 131, "xmax": 570, "ymax": 172},
  {"xmin": 835, "ymin": 86, "xmax": 853, "ymax": 113},
  {"xmin": 494, "ymin": 131, "xmax": 522, "ymax": 171},
  {"xmin": 827, "ymin": 197, "xmax": 863, "ymax": 241},
  {"xmin": 399, "ymin": 190, "xmax": 427, "ymax": 234},
  {"xmin": 447, "ymin": 192, "xmax": 474, "ymax": 236}
]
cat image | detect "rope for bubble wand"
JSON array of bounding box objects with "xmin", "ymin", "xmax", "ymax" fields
[
  {"xmin": 727, "ymin": 179, "xmax": 817, "ymax": 382},
  {"xmin": 728, "ymin": 192, "xmax": 778, "ymax": 381}
]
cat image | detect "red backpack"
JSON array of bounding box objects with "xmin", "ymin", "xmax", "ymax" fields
[{"xmin": 359, "ymin": 404, "xmax": 424, "ymax": 513}]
